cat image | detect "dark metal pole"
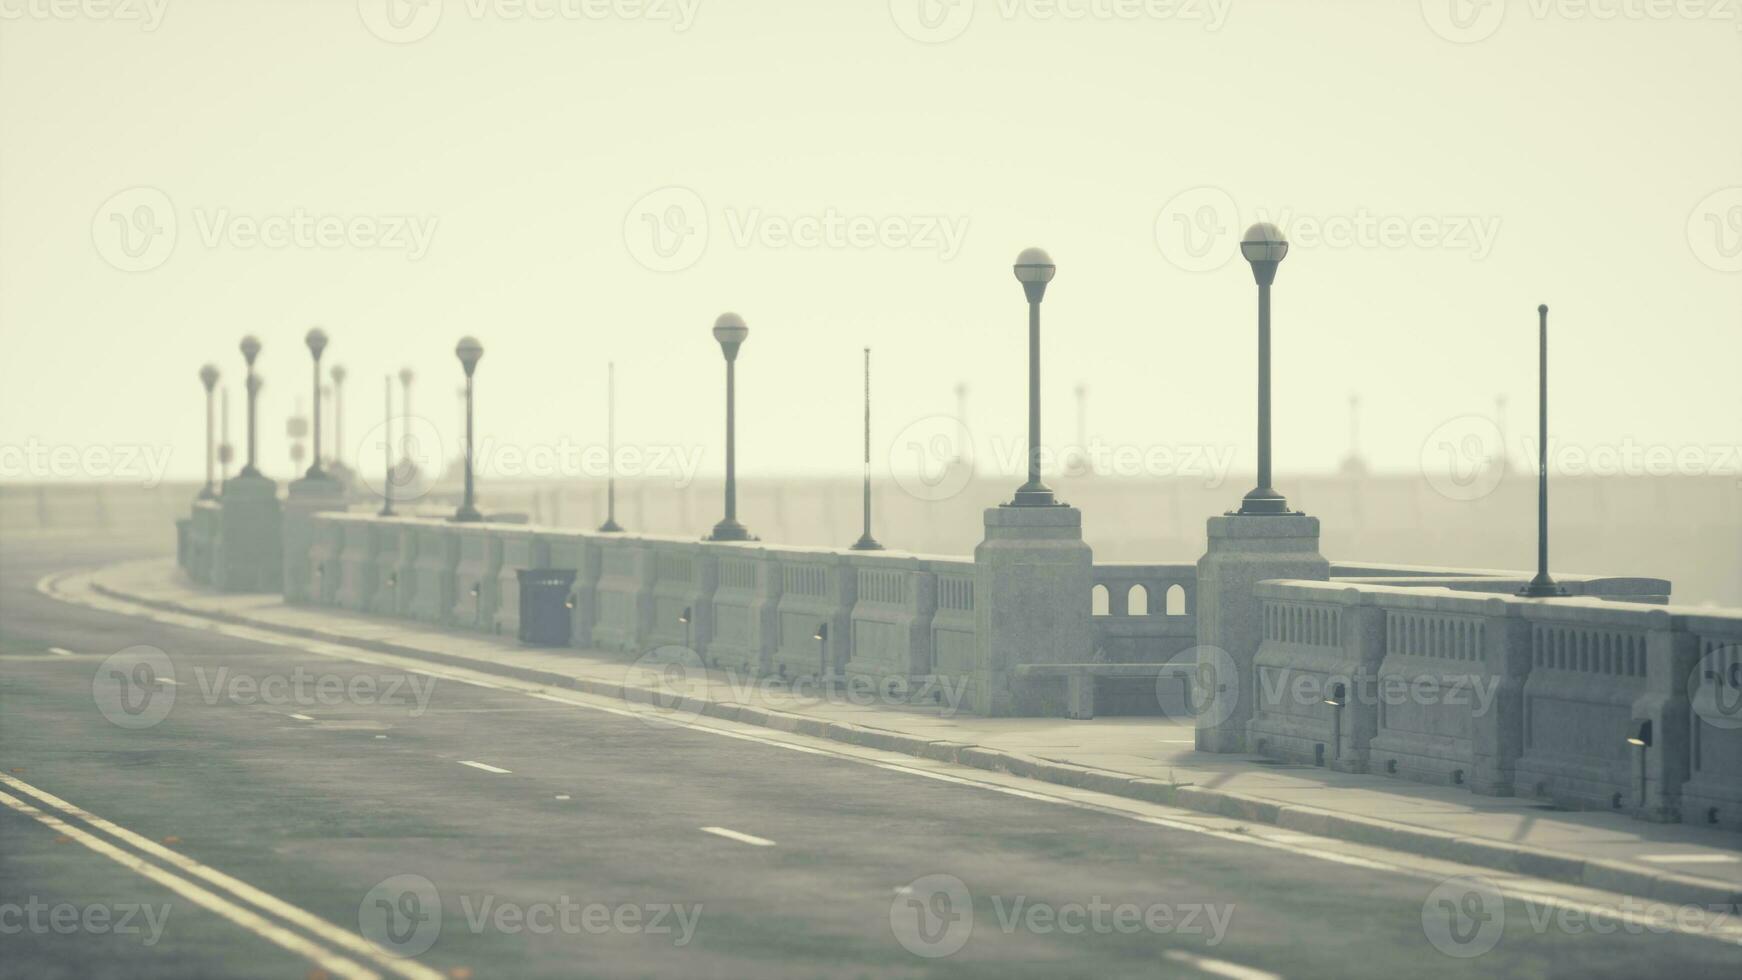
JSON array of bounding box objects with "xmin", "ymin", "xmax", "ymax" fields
[
  {"xmin": 308, "ymin": 351, "xmax": 324, "ymax": 478},
  {"xmin": 1028, "ymin": 298, "xmax": 1041, "ymax": 491},
  {"xmin": 725, "ymin": 356, "xmax": 737, "ymax": 525},
  {"xmin": 1522, "ymin": 304, "xmax": 1561, "ymax": 597},
  {"xmin": 243, "ymin": 374, "xmax": 259, "ymax": 477},
  {"xmin": 601, "ymin": 361, "xmax": 622, "ymax": 532},
  {"xmin": 462, "ymin": 374, "xmax": 477, "ymax": 516},
  {"xmin": 1256, "ymin": 280, "xmax": 1272, "ymax": 495},
  {"xmin": 202, "ymin": 384, "xmax": 216, "ymax": 498},
  {"xmin": 380, "ymin": 375, "xmax": 395, "ymax": 517},
  {"xmin": 852, "ymin": 346, "xmax": 882, "ymax": 551},
  {"xmin": 220, "ymin": 387, "xmax": 231, "ymax": 485}
]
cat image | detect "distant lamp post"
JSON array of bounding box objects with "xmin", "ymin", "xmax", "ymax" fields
[
  {"xmin": 218, "ymin": 386, "xmax": 234, "ymax": 485},
  {"xmin": 239, "ymin": 335, "xmax": 263, "ymax": 478},
  {"xmin": 1236, "ymin": 222, "xmax": 1293, "ymax": 516},
  {"xmin": 398, "ymin": 367, "xmax": 414, "ymax": 464},
  {"xmin": 708, "ymin": 312, "xmax": 753, "ymax": 541},
  {"xmin": 303, "ymin": 328, "xmax": 329, "ymax": 480},
  {"xmin": 1009, "ymin": 247, "xmax": 1058, "ymax": 507},
  {"xmin": 453, "ymin": 336, "xmax": 484, "ymax": 522},
  {"xmin": 1520, "ymin": 304, "xmax": 1565, "ymax": 598},
  {"xmin": 379, "ymin": 374, "xmax": 395, "ymax": 517},
  {"xmin": 850, "ymin": 347, "xmax": 883, "ymax": 551},
  {"xmin": 198, "ymin": 364, "xmax": 220, "ymax": 498},
  {"xmin": 599, "ymin": 361, "xmax": 623, "ymax": 532},
  {"xmin": 330, "ymin": 364, "xmax": 348, "ymax": 472}
]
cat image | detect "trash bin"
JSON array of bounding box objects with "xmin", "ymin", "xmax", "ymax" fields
[{"xmin": 517, "ymin": 569, "xmax": 577, "ymax": 647}]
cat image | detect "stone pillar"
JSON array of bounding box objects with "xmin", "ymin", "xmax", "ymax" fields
[
  {"xmin": 1195, "ymin": 514, "xmax": 1328, "ymax": 753},
  {"xmin": 214, "ymin": 474, "xmax": 283, "ymax": 593},
  {"xmin": 282, "ymin": 473, "xmax": 346, "ymax": 604},
  {"xmin": 973, "ymin": 505, "xmax": 1093, "ymax": 717}
]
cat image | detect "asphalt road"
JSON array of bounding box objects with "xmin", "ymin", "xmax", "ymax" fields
[{"xmin": 2, "ymin": 532, "xmax": 1739, "ymax": 979}]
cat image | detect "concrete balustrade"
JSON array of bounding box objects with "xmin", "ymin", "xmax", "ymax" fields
[
  {"xmin": 406, "ymin": 521, "xmax": 459, "ymax": 625},
  {"xmin": 1514, "ymin": 601, "xmax": 1697, "ymax": 821},
  {"xmin": 590, "ymin": 536, "xmax": 654, "ymax": 653},
  {"xmin": 493, "ymin": 529, "xmax": 543, "ymax": 639},
  {"xmin": 183, "ymin": 501, "xmax": 221, "ymax": 584},
  {"xmin": 303, "ymin": 518, "xmax": 343, "ymax": 606},
  {"xmin": 770, "ymin": 549, "xmax": 855, "ymax": 680},
  {"xmin": 646, "ymin": 541, "xmax": 717, "ymax": 654},
  {"xmin": 704, "ymin": 548, "xmax": 779, "ymax": 674},
  {"xmin": 450, "ymin": 524, "xmax": 500, "ymax": 631},
  {"xmin": 376, "ymin": 522, "xmax": 414, "ymax": 618},
  {"xmin": 540, "ymin": 530, "xmax": 597, "ymax": 645},
  {"xmin": 843, "ymin": 553, "xmax": 937, "ymax": 689},
  {"xmin": 333, "ymin": 518, "xmax": 379, "ymax": 612},
  {"xmin": 931, "ymin": 564, "xmax": 977, "ymax": 699},
  {"xmin": 1246, "ymin": 583, "xmax": 1384, "ymax": 772},
  {"xmin": 1684, "ymin": 613, "xmax": 1742, "ymax": 830}
]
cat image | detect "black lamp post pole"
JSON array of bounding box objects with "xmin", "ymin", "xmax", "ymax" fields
[
  {"xmin": 1237, "ymin": 224, "xmax": 1291, "ymax": 516},
  {"xmin": 600, "ymin": 360, "xmax": 623, "ymax": 532},
  {"xmin": 380, "ymin": 375, "xmax": 395, "ymax": 517},
  {"xmin": 852, "ymin": 346, "xmax": 883, "ymax": 550},
  {"xmin": 1521, "ymin": 304, "xmax": 1562, "ymax": 597}
]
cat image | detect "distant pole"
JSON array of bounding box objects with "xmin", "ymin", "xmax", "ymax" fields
[
  {"xmin": 1348, "ymin": 394, "xmax": 1360, "ymax": 461},
  {"xmin": 380, "ymin": 375, "xmax": 395, "ymax": 517},
  {"xmin": 851, "ymin": 347, "xmax": 883, "ymax": 551},
  {"xmin": 453, "ymin": 337, "xmax": 484, "ymax": 522},
  {"xmin": 599, "ymin": 361, "xmax": 623, "ymax": 532},
  {"xmin": 331, "ymin": 364, "xmax": 348, "ymax": 471},
  {"xmin": 1009, "ymin": 247, "xmax": 1058, "ymax": 507},
  {"xmin": 219, "ymin": 386, "xmax": 233, "ymax": 485},
  {"xmin": 303, "ymin": 328, "xmax": 329, "ymax": 479},
  {"xmin": 1236, "ymin": 223, "xmax": 1291, "ymax": 515},
  {"xmin": 1521, "ymin": 304, "xmax": 1562, "ymax": 598},
  {"xmin": 198, "ymin": 364, "xmax": 219, "ymax": 499},
  {"xmin": 398, "ymin": 368, "xmax": 414, "ymax": 462},
  {"xmin": 239, "ymin": 336, "xmax": 262, "ymax": 478}
]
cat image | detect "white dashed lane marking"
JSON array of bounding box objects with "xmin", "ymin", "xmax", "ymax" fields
[
  {"xmin": 458, "ymin": 760, "xmax": 511, "ymax": 774},
  {"xmin": 700, "ymin": 826, "xmax": 776, "ymax": 847}
]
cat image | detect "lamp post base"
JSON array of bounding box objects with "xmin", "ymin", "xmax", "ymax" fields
[
  {"xmin": 1235, "ymin": 488, "xmax": 1294, "ymax": 516},
  {"xmin": 849, "ymin": 533, "xmax": 884, "ymax": 551},
  {"xmin": 1006, "ymin": 481, "xmax": 1059, "ymax": 508},
  {"xmin": 197, "ymin": 486, "xmax": 218, "ymax": 501},
  {"xmin": 707, "ymin": 519, "xmax": 754, "ymax": 542},
  {"xmin": 1518, "ymin": 574, "xmax": 1565, "ymax": 598},
  {"xmin": 598, "ymin": 519, "xmax": 623, "ymax": 533},
  {"xmin": 451, "ymin": 504, "xmax": 483, "ymax": 523}
]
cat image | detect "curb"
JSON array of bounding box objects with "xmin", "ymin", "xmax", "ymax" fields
[{"xmin": 87, "ymin": 576, "xmax": 1742, "ymax": 912}]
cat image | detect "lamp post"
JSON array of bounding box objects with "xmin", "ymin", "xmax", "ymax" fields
[
  {"xmin": 851, "ymin": 346, "xmax": 883, "ymax": 550},
  {"xmin": 453, "ymin": 336, "xmax": 484, "ymax": 522},
  {"xmin": 380, "ymin": 374, "xmax": 395, "ymax": 517},
  {"xmin": 330, "ymin": 364, "xmax": 347, "ymax": 472},
  {"xmin": 600, "ymin": 360, "xmax": 623, "ymax": 532},
  {"xmin": 1010, "ymin": 247, "xmax": 1057, "ymax": 507},
  {"xmin": 1237, "ymin": 222, "xmax": 1293, "ymax": 516},
  {"xmin": 1520, "ymin": 304, "xmax": 1564, "ymax": 598},
  {"xmin": 239, "ymin": 335, "xmax": 262, "ymax": 478},
  {"xmin": 218, "ymin": 386, "xmax": 233, "ymax": 485},
  {"xmin": 708, "ymin": 312, "xmax": 753, "ymax": 541},
  {"xmin": 398, "ymin": 367, "xmax": 414, "ymax": 465},
  {"xmin": 303, "ymin": 328, "xmax": 329, "ymax": 480},
  {"xmin": 198, "ymin": 364, "xmax": 220, "ymax": 498}
]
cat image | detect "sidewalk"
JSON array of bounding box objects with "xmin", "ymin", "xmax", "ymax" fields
[{"xmin": 83, "ymin": 558, "xmax": 1742, "ymax": 910}]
